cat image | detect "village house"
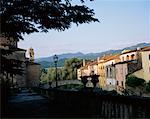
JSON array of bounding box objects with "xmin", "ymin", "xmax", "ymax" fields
[
  {"xmin": 77, "ymin": 59, "xmax": 98, "ymax": 79},
  {"xmin": 115, "ymin": 48, "xmax": 142, "ymax": 93},
  {"xmin": 103, "ymin": 54, "xmax": 120, "ymax": 91},
  {"xmin": 77, "ymin": 46, "xmax": 150, "ymax": 93},
  {"xmin": 128, "ymin": 46, "xmax": 150, "ymax": 82},
  {"xmin": 97, "ymin": 56, "xmax": 106, "ymax": 89}
]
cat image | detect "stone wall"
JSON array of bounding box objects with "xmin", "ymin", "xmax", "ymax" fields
[{"xmin": 26, "ymin": 62, "xmax": 41, "ymax": 88}]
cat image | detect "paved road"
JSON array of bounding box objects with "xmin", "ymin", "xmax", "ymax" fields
[
  {"xmin": 3, "ymin": 89, "xmax": 93, "ymax": 118},
  {"xmin": 4, "ymin": 89, "xmax": 58, "ymax": 118}
]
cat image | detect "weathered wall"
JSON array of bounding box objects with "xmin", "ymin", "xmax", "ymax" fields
[
  {"xmin": 26, "ymin": 62, "xmax": 41, "ymax": 87},
  {"xmin": 141, "ymin": 51, "xmax": 150, "ymax": 81},
  {"xmin": 33, "ymin": 88, "xmax": 150, "ymax": 118}
]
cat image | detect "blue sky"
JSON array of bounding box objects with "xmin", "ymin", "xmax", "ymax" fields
[{"xmin": 18, "ymin": 0, "xmax": 150, "ymax": 58}]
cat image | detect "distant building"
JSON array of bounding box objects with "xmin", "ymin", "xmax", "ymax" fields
[
  {"xmin": 98, "ymin": 58, "xmax": 106, "ymax": 89},
  {"xmin": 128, "ymin": 46, "xmax": 150, "ymax": 82},
  {"xmin": 115, "ymin": 60, "xmax": 140, "ymax": 93},
  {"xmin": 104, "ymin": 54, "xmax": 120, "ymax": 91},
  {"xmin": 97, "ymin": 55, "xmax": 111, "ymax": 89},
  {"xmin": 115, "ymin": 48, "xmax": 143, "ymax": 93},
  {"xmin": 120, "ymin": 49, "xmax": 137, "ymax": 62},
  {"xmin": 77, "ymin": 46, "xmax": 150, "ymax": 93}
]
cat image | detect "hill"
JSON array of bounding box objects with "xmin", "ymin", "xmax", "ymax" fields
[{"xmin": 35, "ymin": 42, "xmax": 150, "ymax": 68}]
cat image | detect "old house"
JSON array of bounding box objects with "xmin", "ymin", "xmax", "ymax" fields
[{"xmin": 128, "ymin": 46, "xmax": 150, "ymax": 82}]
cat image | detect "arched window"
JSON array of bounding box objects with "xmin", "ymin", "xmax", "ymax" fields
[
  {"xmin": 131, "ymin": 54, "xmax": 135, "ymax": 60},
  {"xmin": 126, "ymin": 55, "xmax": 129, "ymax": 60}
]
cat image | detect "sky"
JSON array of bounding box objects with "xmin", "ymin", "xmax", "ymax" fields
[{"xmin": 18, "ymin": 0, "xmax": 150, "ymax": 58}]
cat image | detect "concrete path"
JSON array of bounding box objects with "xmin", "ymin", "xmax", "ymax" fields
[
  {"xmin": 4, "ymin": 89, "xmax": 91, "ymax": 118},
  {"xmin": 4, "ymin": 89, "xmax": 57, "ymax": 118}
]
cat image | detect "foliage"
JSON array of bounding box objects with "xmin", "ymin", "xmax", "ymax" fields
[
  {"xmin": 63, "ymin": 58, "xmax": 82, "ymax": 80},
  {"xmin": 1, "ymin": 48, "xmax": 24, "ymax": 79},
  {"xmin": 144, "ymin": 81, "xmax": 150, "ymax": 93},
  {"xmin": 126, "ymin": 75, "xmax": 145, "ymax": 88},
  {"xmin": 1, "ymin": 0, "xmax": 98, "ymax": 41},
  {"xmin": 40, "ymin": 58, "xmax": 82, "ymax": 82},
  {"xmin": 57, "ymin": 84, "xmax": 84, "ymax": 90},
  {"xmin": 40, "ymin": 69, "xmax": 48, "ymax": 83}
]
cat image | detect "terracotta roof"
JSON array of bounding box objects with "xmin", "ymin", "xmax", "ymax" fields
[
  {"xmin": 121, "ymin": 49, "xmax": 137, "ymax": 55},
  {"xmin": 98, "ymin": 54, "xmax": 120, "ymax": 63},
  {"xmin": 120, "ymin": 46, "xmax": 150, "ymax": 54},
  {"xmin": 140, "ymin": 46, "xmax": 150, "ymax": 51},
  {"xmin": 89, "ymin": 60, "xmax": 98, "ymax": 66}
]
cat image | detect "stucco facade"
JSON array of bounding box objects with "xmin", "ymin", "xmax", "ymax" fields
[
  {"xmin": 115, "ymin": 63, "xmax": 128, "ymax": 93},
  {"xmin": 130, "ymin": 47, "xmax": 150, "ymax": 82},
  {"xmin": 141, "ymin": 49, "xmax": 150, "ymax": 81},
  {"xmin": 120, "ymin": 50, "xmax": 137, "ymax": 62},
  {"xmin": 98, "ymin": 60, "xmax": 106, "ymax": 89}
]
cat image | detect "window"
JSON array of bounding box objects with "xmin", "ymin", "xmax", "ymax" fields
[
  {"xmin": 106, "ymin": 67, "xmax": 109, "ymax": 77},
  {"xmin": 117, "ymin": 81, "xmax": 119, "ymax": 85},
  {"xmin": 122, "ymin": 57, "xmax": 124, "ymax": 61},
  {"xmin": 121, "ymin": 81, "xmax": 124, "ymax": 87},
  {"xmin": 131, "ymin": 54, "xmax": 135, "ymax": 60},
  {"xmin": 110, "ymin": 68, "xmax": 112, "ymax": 78},
  {"xmin": 126, "ymin": 55, "xmax": 129, "ymax": 60}
]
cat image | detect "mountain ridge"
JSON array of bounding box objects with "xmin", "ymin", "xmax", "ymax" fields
[{"xmin": 35, "ymin": 42, "xmax": 150, "ymax": 68}]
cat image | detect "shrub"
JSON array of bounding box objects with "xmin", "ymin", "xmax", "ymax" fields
[
  {"xmin": 126, "ymin": 75, "xmax": 145, "ymax": 87},
  {"xmin": 145, "ymin": 81, "xmax": 150, "ymax": 93}
]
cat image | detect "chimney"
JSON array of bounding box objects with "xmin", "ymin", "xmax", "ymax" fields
[
  {"xmin": 137, "ymin": 47, "xmax": 141, "ymax": 51},
  {"xmin": 97, "ymin": 57, "xmax": 100, "ymax": 61},
  {"xmin": 83, "ymin": 59, "xmax": 86, "ymax": 66}
]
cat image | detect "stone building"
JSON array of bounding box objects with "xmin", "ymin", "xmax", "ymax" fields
[{"xmin": 0, "ymin": 36, "xmax": 41, "ymax": 88}]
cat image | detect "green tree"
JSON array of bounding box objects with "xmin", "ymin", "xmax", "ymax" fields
[
  {"xmin": 63, "ymin": 58, "xmax": 82, "ymax": 80},
  {"xmin": 40, "ymin": 68, "xmax": 48, "ymax": 83},
  {"xmin": 126, "ymin": 75, "xmax": 145, "ymax": 88},
  {"xmin": 1, "ymin": 0, "xmax": 99, "ymax": 41}
]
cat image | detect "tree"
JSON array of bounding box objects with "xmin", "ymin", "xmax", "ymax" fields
[
  {"xmin": 40, "ymin": 68, "xmax": 48, "ymax": 83},
  {"xmin": 126, "ymin": 75, "xmax": 145, "ymax": 88},
  {"xmin": 63, "ymin": 58, "xmax": 82, "ymax": 80},
  {"xmin": 1, "ymin": 48, "xmax": 24, "ymax": 83},
  {"xmin": 1, "ymin": 0, "xmax": 99, "ymax": 41}
]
